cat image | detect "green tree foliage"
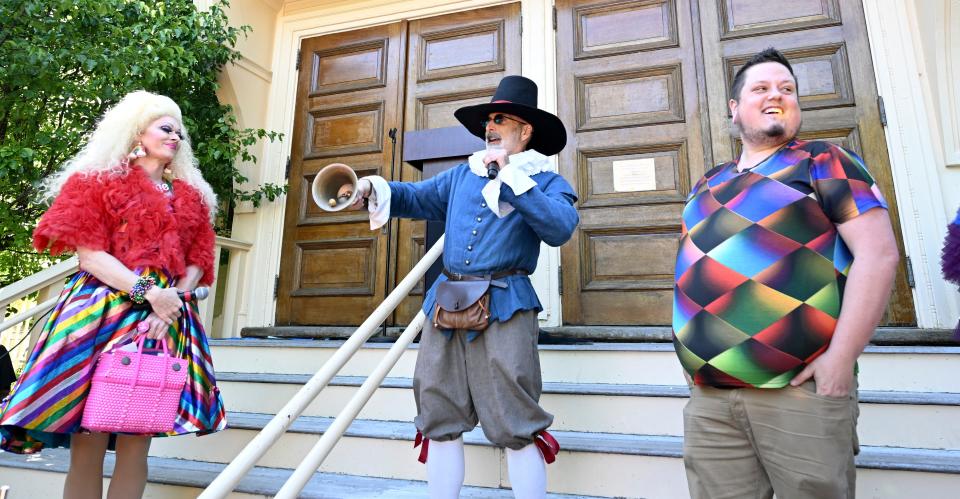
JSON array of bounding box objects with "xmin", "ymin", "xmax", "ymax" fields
[{"xmin": 0, "ymin": 0, "xmax": 284, "ymax": 286}]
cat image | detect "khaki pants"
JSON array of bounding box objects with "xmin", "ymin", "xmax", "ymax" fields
[
  {"xmin": 683, "ymin": 381, "xmax": 859, "ymax": 499},
  {"xmin": 413, "ymin": 309, "xmax": 553, "ymax": 450}
]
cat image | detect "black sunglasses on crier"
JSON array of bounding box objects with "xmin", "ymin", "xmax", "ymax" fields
[{"xmin": 482, "ymin": 114, "xmax": 528, "ymax": 127}]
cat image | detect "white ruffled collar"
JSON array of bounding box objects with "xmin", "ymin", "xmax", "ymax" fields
[
  {"xmin": 467, "ymin": 149, "xmax": 552, "ymax": 218},
  {"xmin": 467, "ymin": 149, "xmax": 552, "ymax": 178}
]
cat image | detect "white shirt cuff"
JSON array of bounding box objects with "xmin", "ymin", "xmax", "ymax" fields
[
  {"xmin": 364, "ymin": 176, "xmax": 391, "ymax": 230},
  {"xmin": 498, "ymin": 163, "xmax": 537, "ymax": 196}
]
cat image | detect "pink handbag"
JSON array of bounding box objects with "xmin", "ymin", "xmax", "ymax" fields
[{"xmin": 81, "ymin": 335, "xmax": 187, "ymax": 433}]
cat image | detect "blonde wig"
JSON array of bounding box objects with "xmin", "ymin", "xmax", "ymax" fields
[{"xmin": 42, "ymin": 90, "xmax": 218, "ymax": 219}]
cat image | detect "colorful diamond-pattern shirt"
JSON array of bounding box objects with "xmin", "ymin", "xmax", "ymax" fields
[{"xmin": 673, "ymin": 140, "xmax": 888, "ymax": 388}]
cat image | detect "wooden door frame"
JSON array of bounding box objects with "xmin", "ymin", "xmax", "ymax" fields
[
  {"xmin": 862, "ymin": 0, "xmax": 960, "ymax": 328},
  {"xmin": 230, "ymin": 0, "xmax": 946, "ymax": 329},
  {"xmin": 237, "ymin": 0, "xmax": 564, "ymax": 329}
]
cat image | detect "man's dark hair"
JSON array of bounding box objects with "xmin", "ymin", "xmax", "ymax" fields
[{"xmin": 730, "ymin": 48, "xmax": 796, "ymax": 101}]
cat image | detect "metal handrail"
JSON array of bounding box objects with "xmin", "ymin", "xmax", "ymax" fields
[
  {"xmin": 200, "ymin": 234, "xmax": 445, "ymax": 499},
  {"xmin": 277, "ymin": 311, "xmax": 427, "ymax": 497}
]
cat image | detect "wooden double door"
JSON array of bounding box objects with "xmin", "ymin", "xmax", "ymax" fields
[
  {"xmin": 278, "ymin": 0, "xmax": 916, "ymax": 329},
  {"xmin": 276, "ymin": 4, "xmax": 521, "ymax": 326},
  {"xmin": 555, "ymin": 0, "xmax": 916, "ymax": 326}
]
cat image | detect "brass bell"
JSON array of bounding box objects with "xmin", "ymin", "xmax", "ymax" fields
[{"xmin": 311, "ymin": 163, "xmax": 359, "ymax": 212}]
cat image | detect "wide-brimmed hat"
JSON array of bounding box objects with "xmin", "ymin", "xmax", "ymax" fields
[{"xmin": 454, "ymin": 75, "xmax": 567, "ymax": 156}]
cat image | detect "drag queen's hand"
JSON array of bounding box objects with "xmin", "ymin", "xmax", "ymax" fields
[
  {"xmin": 141, "ymin": 312, "xmax": 171, "ymax": 340},
  {"xmin": 145, "ymin": 286, "xmax": 182, "ymax": 324}
]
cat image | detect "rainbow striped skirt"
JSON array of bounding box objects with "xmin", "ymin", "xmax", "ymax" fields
[{"xmin": 0, "ymin": 269, "xmax": 226, "ymax": 454}]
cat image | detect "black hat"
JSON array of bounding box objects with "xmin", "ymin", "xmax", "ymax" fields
[{"xmin": 454, "ymin": 75, "xmax": 567, "ymax": 156}]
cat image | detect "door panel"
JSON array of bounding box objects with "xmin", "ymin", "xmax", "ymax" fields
[
  {"xmin": 716, "ymin": 0, "xmax": 842, "ymax": 40},
  {"xmin": 392, "ymin": 4, "xmax": 522, "ymax": 324},
  {"xmin": 573, "ymin": 0, "xmax": 680, "ymax": 58},
  {"xmin": 557, "ymin": 0, "xmax": 706, "ymax": 325},
  {"xmin": 276, "ymin": 23, "xmax": 407, "ymax": 325}
]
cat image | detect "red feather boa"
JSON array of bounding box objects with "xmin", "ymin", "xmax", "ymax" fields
[{"xmin": 33, "ymin": 167, "xmax": 215, "ymax": 285}]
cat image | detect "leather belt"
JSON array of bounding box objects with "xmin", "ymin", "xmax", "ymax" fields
[{"xmin": 442, "ymin": 269, "xmax": 527, "ymax": 289}]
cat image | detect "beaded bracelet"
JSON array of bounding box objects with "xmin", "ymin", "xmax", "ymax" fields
[{"xmin": 130, "ymin": 276, "xmax": 156, "ymax": 305}]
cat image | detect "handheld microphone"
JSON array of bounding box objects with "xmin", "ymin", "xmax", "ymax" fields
[
  {"xmin": 133, "ymin": 287, "xmax": 211, "ymax": 334},
  {"xmin": 132, "ymin": 287, "xmax": 209, "ymax": 309},
  {"xmin": 178, "ymin": 287, "xmax": 209, "ymax": 302},
  {"xmin": 486, "ymin": 162, "xmax": 499, "ymax": 179},
  {"xmin": 485, "ymin": 138, "xmax": 504, "ymax": 180}
]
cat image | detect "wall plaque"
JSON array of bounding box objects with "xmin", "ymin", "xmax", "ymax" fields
[{"xmin": 612, "ymin": 158, "xmax": 657, "ymax": 192}]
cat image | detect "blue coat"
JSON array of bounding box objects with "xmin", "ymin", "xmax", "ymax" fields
[{"xmin": 389, "ymin": 163, "xmax": 579, "ymax": 323}]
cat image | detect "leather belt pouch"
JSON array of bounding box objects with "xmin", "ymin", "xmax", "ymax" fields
[{"xmin": 433, "ymin": 279, "xmax": 491, "ymax": 331}]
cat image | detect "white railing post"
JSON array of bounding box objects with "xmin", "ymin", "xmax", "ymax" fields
[
  {"xmin": 198, "ymin": 245, "xmax": 222, "ymax": 335},
  {"xmin": 211, "ymin": 236, "xmax": 252, "ymax": 339},
  {"xmin": 199, "ymin": 235, "xmax": 445, "ymax": 499},
  {"xmin": 219, "ymin": 240, "xmax": 249, "ymax": 338}
]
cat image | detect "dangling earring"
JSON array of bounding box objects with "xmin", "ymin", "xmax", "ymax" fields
[{"xmin": 128, "ymin": 141, "xmax": 146, "ymax": 161}]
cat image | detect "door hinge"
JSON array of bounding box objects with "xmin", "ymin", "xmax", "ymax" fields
[
  {"xmin": 520, "ymin": 14, "xmax": 523, "ymax": 36},
  {"xmin": 285, "ymin": 157, "xmax": 291, "ymax": 179},
  {"xmin": 558, "ymin": 267, "xmax": 563, "ymax": 295},
  {"xmin": 905, "ymin": 256, "xmax": 915, "ymax": 288},
  {"xmin": 878, "ymin": 95, "xmax": 887, "ymax": 127},
  {"xmin": 274, "ymin": 275, "xmax": 280, "ymax": 298},
  {"xmin": 295, "ymin": 49, "xmax": 302, "ymax": 71},
  {"xmin": 552, "ymin": 6, "xmax": 558, "ymax": 31}
]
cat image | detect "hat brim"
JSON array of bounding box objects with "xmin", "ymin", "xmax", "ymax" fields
[{"xmin": 454, "ymin": 102, "xmax": 567, "ymax": 157}]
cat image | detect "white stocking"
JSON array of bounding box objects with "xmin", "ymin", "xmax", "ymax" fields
[
  {"xmin": 427, "ymin": 437, "xmax": 465, "ymax": 499},
  {"xmin": 506, "ymin": 443, "xmax": 547, "ymax": 499}
]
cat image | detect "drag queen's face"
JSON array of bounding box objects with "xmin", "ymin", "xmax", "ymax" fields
[{"xmin": 139, "ymin": 116, "xmax": 183, "ymax": 164}]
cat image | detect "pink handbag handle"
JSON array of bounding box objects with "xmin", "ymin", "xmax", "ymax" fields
[
  {"xmin": 112, "ymin": 332, "xmax": 181, "ymax": 429},
  {"xmin": 127, "ymin": 335, "xmax": 173, "ymax": 387}
]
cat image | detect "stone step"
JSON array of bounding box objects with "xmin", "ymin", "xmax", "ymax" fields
[
  {"xmin": 0, "ymin": 447, "xmax": 596, "ymax": 498},
  {"xmin": 210, "ymin": 339, "xmax": 960, "ymax": 392},
  {"xmin": 216, "ymin": 372, "xmax": 960, "ymax": 450},
  {"xmin": 240, "ymin": 326, "xmax": 958, "ymax": 345},
  {"xmin": 145, "ymin": 412, "xmax": 960, "ymax": 498}
]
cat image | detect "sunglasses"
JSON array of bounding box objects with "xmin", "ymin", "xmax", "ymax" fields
[{"xmin": 482, "ymin": 114, "xmax": 528, "ymax": 128}]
